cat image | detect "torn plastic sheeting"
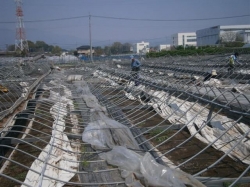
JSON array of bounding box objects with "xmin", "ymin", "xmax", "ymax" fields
[
  {"xmin": 185, "ymin": 103, "xmax": 250, "ymax": 164},
  {"xmin": 234, "ymin": 123, "xmax": 250, "ymax": 139},
  {"xmin": 99, "ymin": 146, "xmax": 142, "ymax": 175},
  {"xmin": 39, "ymin": 84, "xmax": 51, "ymax": 91},
  {"xmin": 48, "ymin": 80, "xmax": 61, "ymax": 86},
  {"xmin": 95, "ymin": 72, "xmax": 250, "ymax": 165},
  {"xmin": 99, "ymin": 146, "xmax": 204, "ymax": 187},
  {"xmin": 50, "ymin": 103, "xmax": 68, "ymax": 121},
  {"xmin": 82, "ymin": 95, "xmax": 108, "ymax": 114},
  {"xmin": 106, "ymin": 77, "xmax": 119, "ymax": 86},
  {"xmin": 20, "ymin": 81, "xmax": 29, "ymax": 87},
  {"xmin": 123, "ymin": 172, "xmax": 144, "ymax": 187},
  {"xmin": 22, "ymin": 120, "xmax": 78, "ymax": 187},
  {"xmin": 203, "ymin": 78, "xmax": 222, "ymax": 86},
  {"xmin": 82, "ymin": 117, "xmax": 140, "ymax": 150},
  {"xmin": 95, "ymin": 69, "xmax": 134, "ymax": 87},
  {"xmin": 165, "ymin": 95, "xmax": 250, "ymax": 164},
  {"xmin": 67, "ymin": 75, "xmax": 83, "ymax": 81},
  {"xmin": 22, "ymin": 87, "xmax": 78, "ymax": 187},
  {"xmin": 49, "ymin": 90, "xmax": 69, "ymax": 103},
  {"xmin": 126, "ymin": 87, "xmax": 250, "ymax": 165},
  {"xmin": 93, "ymin": 70, "xmax": 108, "ymax": 77},
  {"xmin": 125, "ymin": 92, "xmax": 137, "ymax": 101},
  {"xmin": 186, "ymin": 101, "xmax": 250, "ymax": 164},
  {"xmin": 75, "ymin": 84, "xmax": 92, "ymax": 95},
  {"xmin": 68, "ymin": 99, "xmax": 80, "ymax": 134},
  {"xmin": 214, "ymin": 127, "xmax": 250, "ymax": 160}
]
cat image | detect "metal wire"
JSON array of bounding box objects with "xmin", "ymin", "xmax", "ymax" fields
[{"xmin": 0, "ymin": 52, "xmax": 250, "ymax": 186}]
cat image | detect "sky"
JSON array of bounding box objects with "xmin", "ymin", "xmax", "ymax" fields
[{"xmin": 0, "ymin": 0, "xmax": 250, "ymax": 50}]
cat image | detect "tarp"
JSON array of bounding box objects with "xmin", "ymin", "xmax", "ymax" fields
[
  {"xmin": 100, "ymin": 146, "xmax": 204, "ymax": 187},
  {"xmin": 22, "ymin": 86, "xmax": 78, "ymax": 187}
]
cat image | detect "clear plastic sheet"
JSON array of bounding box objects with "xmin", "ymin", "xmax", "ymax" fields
[
  {"xmin": 99, "ymin": 146, "xmax": 186, "ymax": 187},
  {"xmin": 82, "ymin": 118, "xmax": 140, "ymax": 150}
]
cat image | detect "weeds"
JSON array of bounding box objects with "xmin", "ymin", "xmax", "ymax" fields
[
  {"xmin": 149, "ymin": 129, "xmax": 173, "ymax": 142},
  {"xmin": 15, "ymin": 172, "xmax": 27, "ymax": 180},
  {"xmin": 81, "ymin": 160, "xmax": 89, "ymax": 167}
]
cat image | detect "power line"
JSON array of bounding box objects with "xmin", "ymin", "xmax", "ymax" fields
[
  {"xmin": 1, "ymin": 14, "xmax": 249, "ymax": 24},
  {"xmin": 92, "ymin": 14, "xmax": 250, "ymax": 21},
  {"xmin": 0, "ymin": 15, "xmax": 89, "ymax": 24}
]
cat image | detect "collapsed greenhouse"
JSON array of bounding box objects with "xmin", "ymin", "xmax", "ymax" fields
[{"xmin": 0, "ymin": 51, "xmax": 250, "ymax": 187}]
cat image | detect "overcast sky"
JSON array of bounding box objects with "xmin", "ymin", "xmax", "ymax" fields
[{"xmin": 1, "ymin": 0, "xmax": 250, "ymax": 50}]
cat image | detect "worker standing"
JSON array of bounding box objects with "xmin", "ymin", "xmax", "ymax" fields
[
  {"xmin": 228, "ymin": 52, "xmax": 241, "ymax": 74},
  {"xmin": 130, "ymin": 55, "xmax": 141, "ymax": 86}
]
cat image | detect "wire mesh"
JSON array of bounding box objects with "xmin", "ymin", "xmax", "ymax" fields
[{"xmin": 0, "ymin": 51, "xmax": 249, "ymax": 187}]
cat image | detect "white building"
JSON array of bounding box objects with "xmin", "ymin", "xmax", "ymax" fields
[
  {"xmin": 133, "ymin": 41, "xmax": 149, "ymax": 54},
  {"xmin": 158, "ymin": 44, "xmax": 171, "ymax": 51},
  {"xmin": 239, "ymin": 30, "xmax": 250, "ymax": 44},
  {"xmin": 171, "ymin": 32, "xmax": 197, "ymax": 47},
  {"xmin": 196, "ymin": 25, "xmax": 250, "ymax": 47}
]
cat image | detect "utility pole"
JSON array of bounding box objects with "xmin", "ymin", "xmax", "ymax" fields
[
  {"xmin": 183, "ymin": 35, "xmax": 185, "ymax": 50},
  {"xmin": 89, "ymin": 14, "xmax": 93, "ymax": 62},
  {"xmin": 5, "ymin": 44, "xmax": 8, "ymax": 52},
  {"xmin": 109, "ymin": 39, "xmax": 111, "ymax": 56}
]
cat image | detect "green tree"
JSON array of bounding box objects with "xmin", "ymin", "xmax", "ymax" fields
[
  {"xmin": 122, "ymin": 43, "xmax": 132, "ymax": 53},
  {"xmin": 35, "ymin": 41, "xmax": 49, "ymax": 52},
  {"xmin": 51, "ymin": 46, "xmax": 62, "ymax": 54},
  {"xmin": 111, "ymin": 42, "xmax": 122, "ymax": 54},
  {"xmin": 185, "ymin": 45, "xmax": 196, "ymax": 50},
  {"xmin": 7, "ymin": 44, "xmax": 15, "ymax": 51},
  {"xmin": 73, "ymin": 51, "xmax": 79, "ymax": 57},
  {"xmin": 48, "ymin": 45, "xmax": 54, "ymax": 52},
  {"xmin": 28, "ymin": 40, "xmax": 36, "ymax": 52},
  {"xmin": 175, "ymin": 45, "xmax": 184, "ymax": 50},
  {"xmin": 94, "ymin": 46, "xmax": 104, "ymax": 56},
  {"xmin": 104, "ymin": 46, "xmax": 111, "ymax": 55}
]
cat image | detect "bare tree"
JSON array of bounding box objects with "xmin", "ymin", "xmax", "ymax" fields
[{"xmin": 220, "ymin": 31, "xmax": 236, "ymax": 43}]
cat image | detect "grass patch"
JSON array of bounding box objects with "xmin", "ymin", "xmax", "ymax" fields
[{"xmin": 149, "ymin": 129, "xmax": 173, "ymax": 142}]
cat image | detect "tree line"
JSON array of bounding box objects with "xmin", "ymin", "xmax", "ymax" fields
[
  {"xmin": 7, "ymin": 40, "xmax": 133, "ymax": 56},
  {"xmin": 7, "ymin": 40, "xmax": 63, "ymax": 55},
  {"xmin": 147, "ymin": 45, "xmax": 249, "ymax": 58},
  {"xmin": 76, "ymin": 42, "xmax": 132, "ymax": 56}
]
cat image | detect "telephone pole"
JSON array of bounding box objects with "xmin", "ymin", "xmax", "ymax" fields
[{"xmin": 89, "ymin": 14, "xmax": 93, "ymax": 62}]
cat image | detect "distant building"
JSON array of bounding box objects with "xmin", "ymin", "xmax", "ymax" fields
[
  {"xmin": 196, "ymin": 25, "xmax": 250, "ymax": 47},
  {"xmin": 76, "ymin": 45, "xmax": 95, "ymax": 55},
  {"xmin": 133, "ymin": 41, "xmax": 150, "ymax": 54},
  {"xmin": 158, "ymin": 44, "xmax": 171, "ymax": 51},
  {"xmin": 172, "ymin": 32, "xmax": 197, "ymax": 47},
  {"xmin": 239, "ymin": 30, "xmax": 250, "ymax": 44}
]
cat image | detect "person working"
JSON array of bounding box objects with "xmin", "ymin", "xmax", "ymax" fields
[
  {"xmin": 228, "ymin": 52, "xmax": 241, "ymax": 74},
  {"xmin": 130, "ymin": 55, "xmax": 141, "ymax": 86}
]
